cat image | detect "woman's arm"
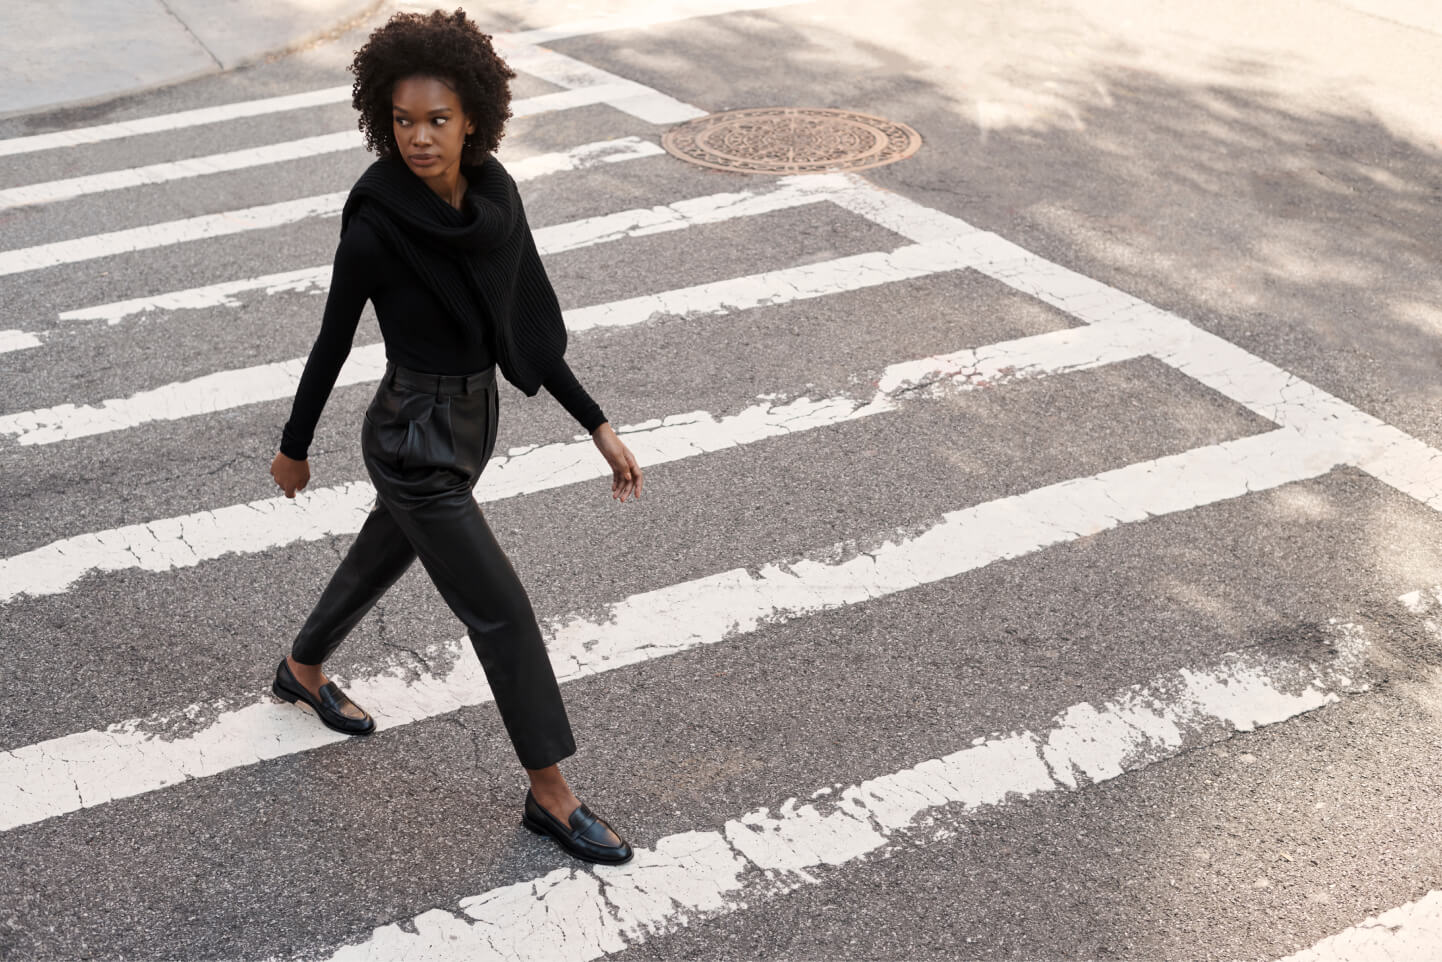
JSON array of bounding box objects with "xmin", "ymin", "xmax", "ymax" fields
[
  {"xmin": 270, "ymin": 224, "xmax": 381, "ymax": 498},
  {"xmin": 541, "ymin": 358, "xmax": 606, "ymax": 434},
  {"xmin": 542, "ymin": 359, "xmax": 643, "ymax": 502}
]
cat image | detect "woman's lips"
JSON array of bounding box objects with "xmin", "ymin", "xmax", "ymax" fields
[{"xmin": 408, "ymin": 154, "xmax": 437, "ymax": 167}]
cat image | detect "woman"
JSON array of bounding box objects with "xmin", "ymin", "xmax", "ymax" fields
[{"xmin": 267, "ymin": 9, "xmax": 640, "ymax": 866}]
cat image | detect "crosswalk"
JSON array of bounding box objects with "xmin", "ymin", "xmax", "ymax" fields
[
  {"xmin": 328, "ymin": 630, "xmax": 1374, "ymax": 962},
  {"xmin": 3, "ymin": 1, "xmax": 1441, "ymax": 959}
]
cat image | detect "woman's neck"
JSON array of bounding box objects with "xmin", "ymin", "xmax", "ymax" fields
[{"xmin": 416, "ymin": 164, "xmax": 468, "ymax": 210}]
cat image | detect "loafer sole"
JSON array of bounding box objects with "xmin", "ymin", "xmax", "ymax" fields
[
  {"xmin": 521, "ymin": 813, "xmax": 634, "ymax": 865},
  {"xmin": 271, "ymin": 677, "xmax": 375, "ymax": 736}
]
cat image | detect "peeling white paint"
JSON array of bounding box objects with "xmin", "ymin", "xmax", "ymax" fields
[
  {"xmin": 0, "ymin": 190, "xmax": 346, "ymax": 278},
  {"xmin": 495, "ymin": 42, "xmax": 704, "ymax": 124},
  {"xmin": 534, "ymin": 173, "xmax": 854, "ymax": 254},
  {"xmin": 482, "ymin": 136, "xmax": 666, "ymax": 182},
  {"xmin": 0, "ymin": 45, "xmax": 1437, "ymax": 946},
  {"xmin": 0, "ymin": 89, "xmax": 639, "ymax": 211},
  {"xmin": 0, "ymin": 424, "xmax": 1343, "ymax": 831},
  {"xmin": 0, "ymin": 480, "xmax": 379, "ymax": 605},
  {"xmin": 0, "ymin": 87, "xmax": 351, "ymax": 158},
  {"xmin": 0, "ymin": 137, "xmax": 661, "ymax": 279},
  {"xmin": 61, "ymin": 267, "xmax": 333, "ymax": 324},
  {"xmin": 0, "ymin": 132, "xmax": 361, "ymax": 211},
  {"xmin": 1398, "ymin": 585, "xmax": 1442, "ymax": 615},
  {"xmin": 0, "ymin": 346, "xmax": 384, "ymax": 446},
  {"xmin": 24, "ymin": 165, "xmax": 1438, "ymax": 529},
  {"xmin": 1276, "ymin": 889, "xmax": 1442, "ymax": 962},
  {"xmin": 1144, "ymin": 322, "xmax": 1442, "ymax": 512},
  {"xmin": 58, "ymin": 173, "xmax": 856, "ymax": 326},
  {"xmin": 0, "ymin": 330, "xmax": 42, "ymax": 354},
  {"xmin": 561, "ymin": 237, "xmax": 976, "ymax": 333},
  {"xmin": 2, "ymin": 239, "xmax": 982, "ymax": 447},
  {"xmin": 495, "ymin": 0, "xmax": 810, "ymax": 46},
  {"xmin": 0, "ymin": 0, "xmax": 796, "ymax": 158},
  {"xmin": 0, "ymin": 323, "xmax": 1142, "ymax": 602},
  {"xmin": 325, "ymin": 633, "xmax": 1371, "ymax": 962},
  {"xmin": 831, "ymin": 179, "xmax": 1442, "ymax": 515}
]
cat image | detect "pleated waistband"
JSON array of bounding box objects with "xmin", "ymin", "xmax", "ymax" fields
[{"xmin": 385, "ymin": 361, "xmax": 496, "ymax": 395}]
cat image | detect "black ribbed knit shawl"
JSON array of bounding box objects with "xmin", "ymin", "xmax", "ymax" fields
[{"xmin": 340, "ymin": 154, "xmax": 565, "ymax": 396}]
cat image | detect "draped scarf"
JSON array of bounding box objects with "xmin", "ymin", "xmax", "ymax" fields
[{"xmin": 339, "ymin": 154, "xmax": 566, "ymax": 396}]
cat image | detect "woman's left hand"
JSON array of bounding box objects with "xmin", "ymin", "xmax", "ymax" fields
[{"xmin": 592, "ymin": 423, "xmax": 643, "ymax": 501}]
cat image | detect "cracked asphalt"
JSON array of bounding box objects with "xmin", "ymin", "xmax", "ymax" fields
[{"xmin": 1, "ymin": 0, "xmax": 1441, "ymax": 960}]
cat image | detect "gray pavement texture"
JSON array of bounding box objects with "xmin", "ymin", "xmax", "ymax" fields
[
  {"xmin": 0, "ymin": 0, "xmax": 381, "ymax": 119},
  {"xmin": 2, "ymin": 0, "xmax": 1442, "ymax": 960}
]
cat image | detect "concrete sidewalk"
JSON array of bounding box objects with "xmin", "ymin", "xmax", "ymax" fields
[
  {"xmin": 0, "ymin": 0, "xmax": 382, "ymax": 120},
  {"xmin": 5, "ymin": 0, "xmax": 1439, "ymax": 125}
]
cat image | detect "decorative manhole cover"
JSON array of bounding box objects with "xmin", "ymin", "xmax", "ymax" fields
[{"xmin": 662, "ymin": 107, "xmax": 922, "ymax": 174}]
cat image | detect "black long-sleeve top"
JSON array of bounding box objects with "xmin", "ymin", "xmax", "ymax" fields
[{"xmin": 279, "ymin": 216, "xmax": 605, "ymax": 460}]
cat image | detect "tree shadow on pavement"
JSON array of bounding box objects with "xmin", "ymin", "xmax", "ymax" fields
[{"xmin": 573, "ymin": 10, "xmax": 1442, "ymax": 959}]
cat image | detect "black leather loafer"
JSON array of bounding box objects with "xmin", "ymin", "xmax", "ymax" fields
[
  {"xmin": 271, "ymin": 658, "xmax": 375, "ymax": 736},
  {"xmin": 522, "ymin": 790, "xmax": 634, "ymax": 865}
]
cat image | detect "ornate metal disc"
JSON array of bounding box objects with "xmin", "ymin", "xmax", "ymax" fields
[{"xmin": 661, "ymin": 107, "xmax": 922, "ymax": 174}]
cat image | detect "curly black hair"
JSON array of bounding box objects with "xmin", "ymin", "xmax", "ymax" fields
[{"xmin": 350, "ymin": 8, "xmax": 516, "ymax": 164}]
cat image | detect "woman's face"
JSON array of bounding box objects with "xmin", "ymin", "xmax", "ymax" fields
[{"xmin": 391, "ymin": 75, "xmax": 476, "ymax": 182}]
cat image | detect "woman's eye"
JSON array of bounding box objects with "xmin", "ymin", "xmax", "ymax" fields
[{"xmin": 435, "ymin": 118, "xmax": 447, "ymax": 126}]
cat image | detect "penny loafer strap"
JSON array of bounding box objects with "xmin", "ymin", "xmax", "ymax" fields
[
  {"xmin": 317, "ymin": 682, "xmax": 361, "ymax": 717},
  {"xmin": 569, "ymin": 805, "xmax": 618, "ymax": 846}
]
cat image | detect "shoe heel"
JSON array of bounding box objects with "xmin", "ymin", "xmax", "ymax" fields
[
  {"xmin": 271, "ymin": 680, "xmax": 298, "ymax": 704},
  {"xmin": 521, "ymin": 815, "xmax": 547, "ymax": 836}
]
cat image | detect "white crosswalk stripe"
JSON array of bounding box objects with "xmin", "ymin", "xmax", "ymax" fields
[
  {"xmin": 0, "ymin": 323, "xmax": 1147, "ymax": 604},
  {"xmin": 2, "ymin": 243, "xmax": 977, "ymax": 444},
  {"xmin": 2, "ymin": 178, "xmax": 866, "ymax": 446},
  {"xmin": 327, "ymin": 626, "xmax": 1377, "ymax": 962},
  {"xmin": 0, "ymin": 427, "xmax": 1362, "ymax": 830},
  {"xmin": 0, "ymin": 136, "xmax": 662, "ymax": 278},
  {"xmin": 495, "ymin": 41, "xmax": 706, "ymax": 123},
  {"xmin": 2, "ymin": 4, "xmax": 1439, "ymax": 959},
  {"xmin": 0, "ymin": 0, "xmax": 805, "ymax": 157},
  {"xmin": 0, "ymin": 86, "xmax": 351, "ymax": 158},
  {"xmin": 1277, "ymin": 890, "xmax": 1442, "ymax": 962},
  {"xmin": 53, "ymin": 171, "xmax": 858, "ymax": 326},
  {"xmin": 0, "ymin": 189, "xmax": 346, "ymax": 278},
  {"xmin": 0, "ymin": 87, "xmax": 641, "ymax": 210},
  {"xmin": 0, "ymin": 329, "xmax": 41, "ymax": 354}
]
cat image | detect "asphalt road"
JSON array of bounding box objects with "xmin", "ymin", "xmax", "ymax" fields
[{"xmin": 2, "ymin": 1, "xmax": 1441, "ymax": 960}]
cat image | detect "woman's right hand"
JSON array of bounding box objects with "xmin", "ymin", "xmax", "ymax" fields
[{"xmin": 270, "ymin": 452, "xmax": 311, "ymax": 499}]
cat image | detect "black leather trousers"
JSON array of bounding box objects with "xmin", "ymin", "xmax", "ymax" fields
[{"xmin": 289, "ymin": 362, "xmax": 576, "ymax": 770}]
